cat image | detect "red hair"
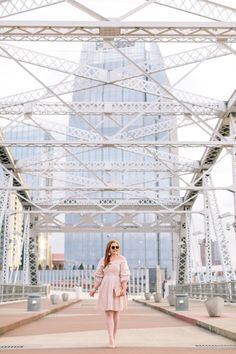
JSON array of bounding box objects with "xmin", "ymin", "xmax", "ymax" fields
[{"xmin": 104, "ymin": 239, "xmax": 120, "ymax": 268}]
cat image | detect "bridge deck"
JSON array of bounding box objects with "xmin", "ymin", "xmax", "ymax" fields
[{"xmin": 0, "ymin": 296, "xmax": 235, "ymax": 353}]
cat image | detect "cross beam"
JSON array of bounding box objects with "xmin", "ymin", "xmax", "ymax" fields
[{"xmin": 0, "ymin": 21, "xmax": 235, "ymax": 42}]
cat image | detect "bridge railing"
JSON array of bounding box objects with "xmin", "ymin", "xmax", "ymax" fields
[
  {"xmin": 38, "ymin": 268, "xmax": 149, "ymax": 295},
  {"xmin": 169, "ymin": 281, "xmax": 236, "ymax": 302},
  {"xmin": 0, "ymin": 284, "xmax": 49, "ymax": 303},
  {"xmin": 0, "ymin": 268, "xmax": 149, "ymax": 302}
]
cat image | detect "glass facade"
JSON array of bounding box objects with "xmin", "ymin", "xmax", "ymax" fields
[
  {"xmin": 4, "ymin": 125, "xmax": 52, "ymax": 268},
  {"xmin": 64, "ymin": 43, "xmax": 175, "ymax": 277}
]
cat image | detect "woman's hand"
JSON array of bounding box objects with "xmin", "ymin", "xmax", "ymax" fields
[
  {"xmin": 89, "ymin": 288, "xmax": 96, "ymax": 297},
  {"xmin": 120, "ymin": 287, "xmax": 126, "ymax": 296}
]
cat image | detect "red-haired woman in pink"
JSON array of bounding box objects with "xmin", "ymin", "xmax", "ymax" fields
[{"xmin": 89, "ymin": 239, "xmax": 130, "ymax": 348}]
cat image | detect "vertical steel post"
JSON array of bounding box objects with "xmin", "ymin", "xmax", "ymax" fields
[
  {"xmin": 1, "ymin": 175, "xmax": 13, "ymax": 284},
  {"xmin": 206, "ymin": 175, "xmax": 235, "ymax": 281},
  {"xmin": 28, "ymin": 215, "xmax": 39, "ymax": 285},
  {"xmin": 23, "ymin": 212, "xmax": 30, "ymax": 284},
  {"xmin": 230, "ymin": 113, "xmax": 236, "ymax": 234},
  {"xmin": 176, "ymin": 214, "xmax": 187, "ymax": 284},
  {"xmin": 203, "ymin": 174, "xmax": 212, "ymax": 283},
  {"xmin": 185, "ymin": 212, "xmax": 192, "ymax": 284}
]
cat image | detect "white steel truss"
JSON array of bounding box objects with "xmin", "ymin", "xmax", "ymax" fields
[
  {"xmin": 110, "ymin": 44, "xmax": 234, "ymax": 82},
  {"xmin": 16, "ymin": 160, "xmax": 197, "ymax": 173},
  {"xmin": 0, "ymin": 140, "xmax": 235, "ymax": 148},
  {"xmin": 205, "ymin": 175, "xmax": 235, "ymax": 281},
  {"xmin": 0, "ymin": 0, "xmax": 235, "ymax": 287},
  {"xmin": 23, "ymin": 212, "xmax": 30, "ymax": 285},
  {"xmin": 0, "ymin": 0, "xmax": 63, "ymax": 19},
  {"xmin": 203, "ymin": 175, "xmax": 213, "ymax": 283},
  {"xmin": 0, "ymin": 78, "xmax": 225, "ymax": 113},
  {"xmin": 0, "ymin": 42, "xmax": 233, "ymax": 88},
  {"xmin": 0, "ymin": 0, "xmax": 235, "ymax": 22},
  {"xmin": 0, "ymin": 101, "xmax": 223, "ymax": 116},
  {"xmin": 185, "ymin": 212, "xmax": 192, "ymax": 284},
  {"xmin": 32, "ymin": 212, "xmax": 178, "ymax": 234},
  {"xmin": 150, "ymin": 0, "xmax": 236, "ymax": 22},
  {"xmin": 28, "ymin": 228, "xmax": 39, "ymax": 285},
  {"xmin": 176, "ymin": 215, "xmax": 187, "ymax": 284},
  {"xmin": 0, "ymin": 21, "xmax": 235, "ymax": 42},
  {"xmin": 0, "ymin": 43, "xmax": 108, "ymax": 82},
  {"xmin": 1, "ymin": 175, "xmax": 13, "ymax": 284}
]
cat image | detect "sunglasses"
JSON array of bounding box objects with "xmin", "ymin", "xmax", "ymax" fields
[{"xmin": 111, "ymin": 245, "xmax": 119, "ymax": 250}]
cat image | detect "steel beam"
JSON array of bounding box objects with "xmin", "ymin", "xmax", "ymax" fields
[
  {"xmin": 16, "ymin": 160, "xmax": 197, "ymax": 173},
  {"xmin": 0, "ymin": 21, "xmax": 235, "ymax": 42},
  {"xmin": 151, "ymin": 0, "xmax": 236, "ymax": 22},
  {"xmin": 0, "ymin": 101, "xmax": 224, "ymax": 116},
  {"xmin": 0, "ymin": 140, "xmax": 234, "ymax": 147},
  {"xmin": 0, "ymin": 0, "xmax": 63, "ymax": 19}
]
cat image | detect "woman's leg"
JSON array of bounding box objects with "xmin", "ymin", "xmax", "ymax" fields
[
  {"xmin": 113, "ymin": 311, "xmax": 120, "ymax": 340},
  {"xmin": 105, "ymin": 310, "xmax": 115, "ymax": 347}
]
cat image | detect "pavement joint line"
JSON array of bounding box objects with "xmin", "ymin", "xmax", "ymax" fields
[
  {"xmin": 0, "ymin": 299, "xmax": 82, "ymax": 336},
  {"xmin": 133, "ymin": 299, "xmax": 236, "ymax": 342}
]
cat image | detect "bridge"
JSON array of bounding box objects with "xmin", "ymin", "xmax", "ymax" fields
[{"xmin": 0, "ymin": 1, "xmax": 236, "ymax": 350}]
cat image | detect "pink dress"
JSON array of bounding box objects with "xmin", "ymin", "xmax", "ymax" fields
[{"xmin": 94, "ymin": 255, "xmax": 130, "ymax": 311}]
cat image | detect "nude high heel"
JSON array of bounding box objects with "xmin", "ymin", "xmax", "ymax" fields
[{"xmin": 108, "ymin": 336, "xmax": 115, "ymax": 348}]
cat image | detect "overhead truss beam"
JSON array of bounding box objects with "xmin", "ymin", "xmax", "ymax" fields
[
  {"xmin": 0, "ymin": 78, "xmax": 224, "ymax": 112},
  {"xmin": 0, "ymin": 21, "xmax": 235, "ymax": 42},
  {"xmin": 184, "ymin": 98, "xmax": 235, "ymax": 206},
  {"xmin": 0, "ymin": 43, "xmax": 108, "ymax": 82},
  {"xmin": 0, "ymin": 140, "xmax": 234, "ymax": 148},
  {"xmin": 30, "ymin": 198, "xmax": 183, "ymax": 208},
  {"xmin": 0, "ymin": 133, "xmax": 30, "ymax": 204},
  {"xmin": 0, "ymin": 101, "xmax": 224, "ymax": 116},
  {"xmin": 0, "ymin": 186, "xmax": 231, "ymax": 191},
  {"xmin": 16, "ymin": 160, "xmax": 198, "ymax": 173},
  {"xmin": 151, "ymin": 0, "xmax": 236, "ymax": 22},
  {"xmin": 0, "ymin": 0, "xmax": 63, "ymax": 19},
  {"xmin": 110, "ymin": 43, "xmax": 233, "ymax": 82},
  {"xmin": 0, "ymin": 42, "xmax": 232, "ymax": 89}
]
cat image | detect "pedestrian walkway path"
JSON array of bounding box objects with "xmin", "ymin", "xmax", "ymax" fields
[
  {"xmin": 0, "ymin": 297, "xmax": 81, "ymax": 335},
  {"xmin": 134, "ymin": 298, "xmax": 236, "ymax": 341},
  {"xmin": 0, "ymin": 298, "xmax": 236, "ymax": 353}
]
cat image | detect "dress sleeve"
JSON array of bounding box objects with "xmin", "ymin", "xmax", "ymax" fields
[
  {"xmin": 94, "ymin": 258, "xmax": 104, "ymax": 289},
  {"xmin": 120, "ymin": 257, "xmax": 130, "ymax": 283}
]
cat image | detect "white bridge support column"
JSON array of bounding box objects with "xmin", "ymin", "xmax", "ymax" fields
[
  {"xmin": 205, "ymin": 174, "xmax": 235, "ymax": 281},
  {"xmin": 185, "ymin": 212, "xmax": 192, "ymax": 284},
  {"xmin": 28, "ymin": 215, "xmax": 39, "ymax": 285},
  {"xmin": 230, "ymin": 113, "xmax": 236, "ymax": 234},
  {"xmin": 1, "ymin": 175, "xmax": 13, "ymax": 284},
  {"xmin": 176, "ymin": 214, "xmax": 187, "ymax": 284},
  {"xmin": 23, "ymin": 212, "xmax": 30, "ymax": 285},
  {"xmin": 203, "ymin": 174, "xmax": 213, "ymax": 283}
]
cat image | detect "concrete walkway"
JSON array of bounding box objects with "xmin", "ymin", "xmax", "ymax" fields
[
  {"xmin": 0, "ymin": 298, "xmax": 236, "ymax": 353},
  {"xmin": 0, "ymin": 297, "xmax": 81, "ymax": 335},
  {"xmin": 134, "ymin": 298, "xmax": 236, "ymax": 341}
]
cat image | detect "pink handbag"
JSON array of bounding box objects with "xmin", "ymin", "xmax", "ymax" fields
[{"xmin": 113, "ymin": 287, "xmax": 123, "ymax": 297}]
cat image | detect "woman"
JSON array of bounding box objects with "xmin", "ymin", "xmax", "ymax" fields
[{"xmin": 89, "ymin": 239, "xmax": 130, "ymax": 348}]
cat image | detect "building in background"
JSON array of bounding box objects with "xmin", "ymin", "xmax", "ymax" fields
[
  {"xmin": 38, "ymin": 234, "xmax": 52, "ymax": 269},
  {"xmin": 64, "ymin": 43, "xmax": 176, "ymax": 277},
  {"xmin": 51, "ymin": 253, "xmax": 64, "ymax": 269},
  {"xmin": 3, "ymin": 125, "xmax": 52, "ymax": 269},
  {"xmin": 6, "ymin": 194, "xmax": 24, "ymax": 270}
]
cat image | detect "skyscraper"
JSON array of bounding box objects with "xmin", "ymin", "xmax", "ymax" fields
[{"xmin": 64, "ymin": 43, "xmax": 175, "ymax": 277}]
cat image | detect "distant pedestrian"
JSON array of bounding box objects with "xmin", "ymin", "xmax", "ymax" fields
[
  {"xmin": 89, "ymin": 239, "xmax": 130, "ymax": 348},
  {"xmin": 162, "ymin": 279, "xmax": 167, "ymax": 298}
]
